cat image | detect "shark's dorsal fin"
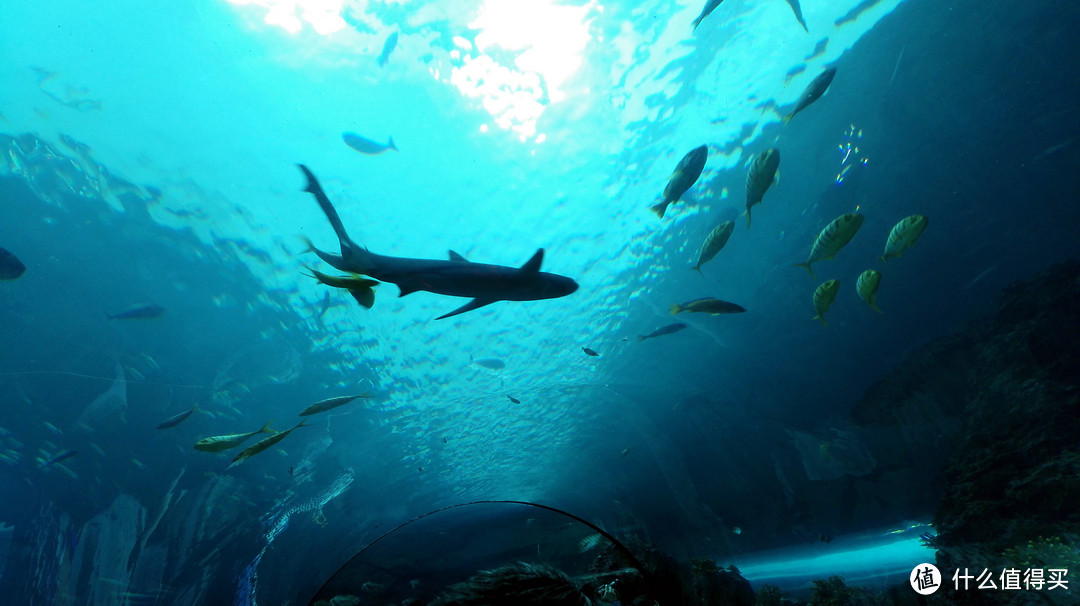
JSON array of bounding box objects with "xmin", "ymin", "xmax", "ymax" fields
[
  {"xmin": 519, "ymin": 249, "xmax": 544, "ymax": 274},
  {"xmin": 448, "ymin": 250, "xmax": 469, "ymax": 262},
  {"xmin": 436, "ymin": 298, "xmax": 496, "ymax": 320}
]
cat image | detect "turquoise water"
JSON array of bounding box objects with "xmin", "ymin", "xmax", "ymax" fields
[{"xmin": 2, "ymin": 0, "xmax": 1078, "ymax": 603}]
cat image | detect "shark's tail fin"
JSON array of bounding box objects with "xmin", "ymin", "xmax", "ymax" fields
[
  {"xmin": 297, "ymin": 165, "xmax": 376, "ymax": 274},
  {"xmin": 298, "ymin": 165, "xmax": 359, "ymax": 253},
  {"xmin": 387, "ymin": 137, "xmax": 398, "ymax": 152}
]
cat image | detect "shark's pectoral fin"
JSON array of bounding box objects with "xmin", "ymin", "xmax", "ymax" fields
[
  {"xmin": 435, "ymin": 298, "xmax": 497, "ymax": 320},
  {"xmin": 448, "ymin": 250, "xmax": 469, "ymax": 262},
  {"xmin": 519, "ymin": 249, "xmax": 544, "ymax": 274}
]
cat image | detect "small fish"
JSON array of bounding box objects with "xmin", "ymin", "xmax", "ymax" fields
[
  {"xmin": 733, "ymin": 526, "xmax": 742, "ymax": 535},
  {"xmin": 298, "ymin": 394, "xmax": 370, "ymax": 416},
  {"xmin": 342, "ymin": 132, "xmax": 398, "ymax": 155},
  {"xmin": 229, "ymin": 420, "xmax": 309, "ymax": 468},
  {"xmin": 880, "ymin": 214, "xmax": 928, "ymax": 261},
  {"xmin": 42, "ymin": 449, "xmax": 77, "ymax": 467},
  {"xmin": 303, "ymin": 265, "xmax": 379, "ymax": 310},
  {"xmin": 621, "ymin": 448, "xmax": 630, "ymax": 457},
  {"xmin": 317, "ymin": 291, "xmax": 333, "ymax": 318},
  {"xmin": 785, "ymin": 68, "xmax": 836, "ymax": 123},
  {"xmin": 793, "ymin": 213, "xmax": 864, "ymax": 278},
  {"xmin": 856, "ymin": 270, "xmax": 883, "ymax": 313},
  {"xmin": 691, "ymin": 0, "xmax": 726, "ymax": 31},
  {"xmin": 579, "ymin": 533, "xmax": 603, "ymax": 553},
  {"xmin": 507, "ymin": 395, "xmax": 521, "ymax": 404},
  {"xmin": 651, "ymin": 145, "xmax": 708, "ymax": 218},
  {"xmin": 693, "ymin": 221, "xmax": 735, "ymax": 274},
  {"xmin": 781, "ymin": 0, "xmax": 809, "ymax": 32},
  {"xmin": 194, "ymin": 422, "xmax": 274, "ymax": 452},
  {"xmin": 362, "ymin": 581, "xmax": 386, "ymax": 593},
  {"xmin": 812, "ymin": 279, "xmax": 841, "ymax": 326},
  {"xmin": 106, "ymin": 303, "xmax": 165, "ymax": 320},
  {"xmin": 472, "ymin": 357, "xmax": 506, "ymax": 370},
  {"xmin": 582, "ymin": 347, "xmax": 600, "ymax": 357},
  {"xmin": 0, "ymin": 246, "xmax": 26, "ymax": 280},
  {"xmin": 376, "ymin": 31, "xmax": 398, "ymax": 67},
  {"xmin": 744, "ymin": 149, "xmax": 781, "ymax": 228},
  {"xmin": 637, "ymin": 323, "xmax": 688, "ymax": 342},
  {"xmin": 670, "ymin": 298, "xmax": 746, "ymax": 315},
  {"xmin": 156, "ymin": 404, "xmax": 197, "ymax": 429}
]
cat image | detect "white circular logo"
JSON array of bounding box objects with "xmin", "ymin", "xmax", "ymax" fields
[{"xmin": 910, "ymin": 563, "xmax": 941, "ymax": 595}]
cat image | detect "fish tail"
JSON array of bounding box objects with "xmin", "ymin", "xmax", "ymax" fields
[
  {"xmin": 297, "ymin": 165, "xmax": 370, "ymax": 269},
  {"xmin": 650, "ymin": 202, "xmax": 667, "ymax": 218},
  {"xmin": 387, "ymin": 136, "xmax": 398, "ymax": 152},
  {"xmin": 636, "ymin": 335, "xmax": 646, "ymax": 343},
  {"xmin": 691, "ymin": 17, "xmax": 701, "ymax": 31},
  {"xmin": 669, "ymin": 304, "xmax": 682, "ymax": 315},
  {"xmin": 745, "ymin": 208, "xmax": 752, "ymax": 229},
  {"xmin": 879, "ymin": 255, "xmax": 888, "ymax": 262},
  {"xmin": 813, "ymin": 314, "xmax": 828, "ymax": 327},
  {"xmin": 259, "ymin": 422, "xmax": 274, "ymax": 433},
  {"xmin": 692, "ymin": 264, "xmax": 704, "ymax": 277},
  {"xmin": 783, "ymin": 114, "xmax": 793, "ymax": 125},
  {"xmin": 870, "ymin": 302, "xmax": 883, "ymax": 314},
  {"xmin": 793, "ymin": 262, "xmax": 815, "ymax": 278}
]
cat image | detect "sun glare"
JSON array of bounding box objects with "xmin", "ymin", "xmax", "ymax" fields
[
  {"xmin": 227, "ymin": 0, "xmax": 347, "ymax": 35},
  {"xmin": 454, "ymin": 0, "xmax": 595, "ymax": 140},
  {"xmin": 225, "ymin": 0, "xmax": 594, "ymax": 141}
]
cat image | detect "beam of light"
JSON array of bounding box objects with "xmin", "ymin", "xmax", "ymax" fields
[{"xmin": 731, "ymin": 522, "xmax": 935, "ymax": 593}]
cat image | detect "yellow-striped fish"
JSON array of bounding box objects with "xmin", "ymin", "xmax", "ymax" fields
[
  {"xmin": 881, "ymin": 215, "xmax": 928, "ymax": 261},
  {"xmin": 744, "ymin": 148, "xmax": 780, "ymax": 228},
  {"xmin": 692, "ymin": 220, "xmax": 735, "ymax": 275},
  {"xmin": 303, "ymin": 264, "xmax": 379, "ymax": 309},
  {"xmin": 228, "ymin": 420, "xmax": 308, "ymax": 468},
  {"xmin": 794, "ymin": 213, "xmax": 864, "ymax": 278},
  {"xmin": 194, "ymin": 422, "xmax": 274, "ymax": 452},
  {"xmin": 856, "ymin": 270, "xmax": 883, "ymax": 313},
  {"xmin": 812, "ymin": 279, "xmax": 840, "ymax": 326}
]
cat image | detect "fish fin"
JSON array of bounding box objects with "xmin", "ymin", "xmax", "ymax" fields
[
  {"xmin": 300, "ymin": 237, "xmax": 318, "ymax": 254},
  {"xmin": 783, "ymin": 114, "xmax": 793, "ymax": 125},
  {"xmin": 387, "ymin": 136, "xmax": 398, "ymax": 152},
  {"xmin": 793, "ymin": 262, "xmax": 815, "ymax": 278},
  {"xmin": 774, "ymin": 169, "xmax": 780, "ymax": 185},
  {"xmin": 519, "ymin": 249, "xmax": 544, "ymax": 274},
  {"xmin": 435, "ymin": 298, "xmax": 497, "ymax": 320},
  {"xmin": 349, "ymin": 286, "xmax": 376, "ymax": 309},
  {"xmin": 448, "ymin": 250, "xmax": 469, "ymax": 262},
  {"xmin": 813, "ymin": 314, "xmax": 828, "ymax": 327},
  {"xmin": 745, "ymin": 208, "xmax": 752, "ymax": 229},
  {"xmin": 669, "ymin": 304, "xmax": 681, "ymax": 315},
  {"xmin": 397, "ymin": 284, "xmax": 422, "ymax": 297},
  {"xmin": 650, "ymin": 203, "xmax": 667, "ymax": 218},
  {"xmin": 260, "ymin": 422, "xmax": 274, "ymax": 433}
]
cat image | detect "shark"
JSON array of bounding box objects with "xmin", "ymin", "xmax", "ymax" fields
[{"xmin": 297, "ymin": 164, "xmax": 579, "ymax": 320}]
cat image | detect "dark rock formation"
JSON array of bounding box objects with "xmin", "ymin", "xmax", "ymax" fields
[{"xmin": 853, "ymin": 260, "xmax": 1080, "ymax": 604}]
